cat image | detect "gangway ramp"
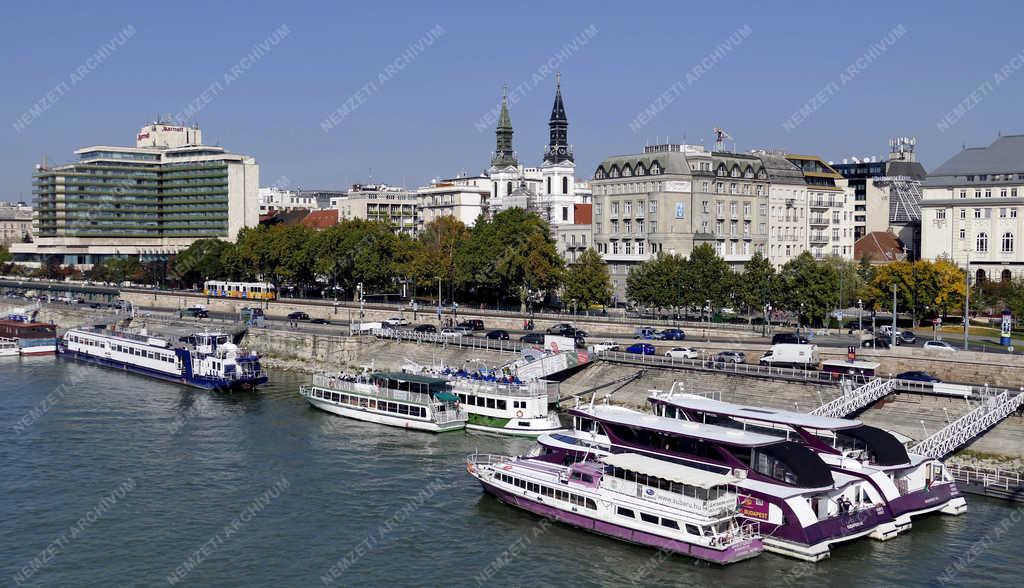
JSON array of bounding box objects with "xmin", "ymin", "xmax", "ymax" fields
[
  {"xmin": 810, "ymin": 378, "xmax": 897, "ymax": 419},
  {"xmin": 911, "ymin": 389, "xmax": 1024, "ymax": 459}
]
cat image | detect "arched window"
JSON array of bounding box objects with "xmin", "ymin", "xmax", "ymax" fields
[
  {"xmin": 976, "ymin": 268, "xmax": 986, "ymax": 284},
  {"xmin": 1002, "ymin": 269, "xmax": 1013, "ymax": 283},
  {"xmin": 977, "ymin": 232, "xmax": 988, "ymax": 252},
  {"xmin": 610, "ymin": 165, "xmax": 620, "ymax": 178},
  {"xmin": 1002, "ymin": 232, "xmax": 1014, "ymax": 252},
  {"xmin": 622, "ymin": 164, "xmax": 633, "ymax": 177},
  {"xmin": 562, "ymin": 176, "xmax": 569, "ymax": 194},
  {"xmin": 650, "ymin": 161, "xmax": 661, "ymax": 175},
  {"xmin": 506, "ymin": 181, "xmax": 512, "ymax": 195},
  {"xmin": 547, "ymin": 177, "xmax": 552, "ymax": 194},
  {"xmin": 635, "ymin": 163, "xmax": 646, "ymax": 176}
]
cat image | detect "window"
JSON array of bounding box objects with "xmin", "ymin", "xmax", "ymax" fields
[
  {"xmin": 974, "ymin": 208, "xmax": 982, "ymax": 219},
  {"xmin": 960, "ymin": 190, "xmax": 967, "ymax": 199},
  {"xmin": 960, "ymin": 209, "xmax": 967, "ymax": 219},
  {"xmin": 562, "ymin": 176, "xmax": 569, "ymax": 194},
  {"xmin": 685, "ymin": 524, "xmax": 701, "ymax": 535},
  {"xmin": 640, "ymin": 512, "xmax": 659, "ymax": 524},
  {"xmin": 617, "ymin": 507, "xmax": 635, "ymax": 518},
  {"xmin": 1001, "ymin": 208, "xmax": 1007, "ymax": 218},
  {"xmin": 936, "ymin": 210, "xmax": 946, "ymax": 220},
  {"xmin": 959, "ymin": 228, "xmax": 966, "ymax": 240},
  {"xmin": 649, "ymin": 200, "xmax": 657, "ymax": 213},
  {"xmin": 977, "ymin": 232, "xmax": 988, "ymax": 252},
  {"xmin": 661, "ymin": 518, "xmax": 680, "ymax": 530},
  {"xmin": 1002, "ymin": 232, "xmax": 1014, "ymax": 253}
]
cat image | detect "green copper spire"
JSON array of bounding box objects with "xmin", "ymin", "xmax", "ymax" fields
[{"xmin": 491, "ymin": 84, "xmax": 518, "ymax": 167}]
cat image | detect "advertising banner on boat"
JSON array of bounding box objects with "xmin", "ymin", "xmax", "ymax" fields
[
  {"xmin": 544, "ymin": 335, "xmax": 575, "ymax": 354},
  {"xmin": 738, "ymin": 495, "xmax": 770, "ymax": 520}
]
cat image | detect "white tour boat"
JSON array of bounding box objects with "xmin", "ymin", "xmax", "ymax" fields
[
  {"xmin": 450, "ymin": 378, "xmax": 563, "ymax": 436},
  {"xmin": 466, "ymin": 452, "xmax": 763, "ymax": 565},
  {"xmin": 301, "ymin": 372, "xmax": 467, "ymax": 433},
  {"xmin": 0, "ymin": 337, "xmax": 19, "ymax": 357}
]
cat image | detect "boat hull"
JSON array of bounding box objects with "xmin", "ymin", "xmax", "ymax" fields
[
  {"xmin": 477, "ymin": 479, "xmax": 762, "ymax": 565},
  {"xmin": 305, "ymin": 397, "xmax": 464, "ymax": 433},
  {"xmin": 60, "ymin": 349, "xmax": 265, "ymax": 390}
]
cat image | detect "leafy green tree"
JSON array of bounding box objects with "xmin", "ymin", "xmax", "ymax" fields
[
  {"xmin": 0, "ymin": 245, "xmax": 10, "ymax": 266},
  {"xmin": 626, "ymin": 252, "xmax": 687, "ymax": 311},
  {"xmin": 308, "ymin": 219, "xmax": 403, "ymax": 297},
  {"xmin": 171, "ymin": 239, "xmax": 233, "ymax": 288},
  {"xmin": 454, "ymin": 209, "xmax": 563, "ymax": 307},
  {"xmin": 404, "ymin": 216, "xmax": 468, "ymax": 300},
  {"xmin": 779, "ymin": 252, "xmax": 838, "ymax": 326},
  {"xmin": 683, "ymin": 244, "xmax": 731, "ymax": 309},
  {"xmin": 739, "ymin": 252, "xmax": 778, "ymax": 319},
  {"xmin": 562, "ymin": 248, "xmax": 612, "ymax": 309}
]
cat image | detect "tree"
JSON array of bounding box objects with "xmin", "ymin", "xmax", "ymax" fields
[
  {"xmin": 404, "ymin": 216, "xmax": 469, "ymax": 300},
  {"xmin": 779, "ymin": 252, "xmax": 838, "ymax": 326},
  {"xmin": 683, "ymin": 244, "xmax": 731, "ymax": 308},
  {"xmin": 823, "ymin": 256, "xmax": 863, "ymax": 310},
  {"xmin": 739, "ymin": 252, "xmax": 778, "ymax": 319},
  {"xmin": 626, "ymin": 252, "xmax": 687, "ymax": 311},
  {"xmin": 171, "ymin": 239, "xmax": 233, "ymax": 288},
  {"xmin": 454, "ymin": 209, "xmax": 563, "ymax": 307},
  {"xmin": 562, "ymin": 248, "xmax": 612, "ymax": 309},
  {"xmin": 1003, "ymin": 278, "xmax": 1024, "ymax": 323},
  {"xmin": 0, "ymin": 245, "xmax": 10, "ymax": 266},
  {"xmin": 931, "ymin": 258, "xmax": 966, "ymax": 321}
]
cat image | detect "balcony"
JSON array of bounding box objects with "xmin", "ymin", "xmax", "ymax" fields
[
  {"xmin": 809, "ymin": 233, "xmax": 829, "ymax": 244},
  {"xmin": 809, "ymin": 216, "xmax": 829, "ymax": 226}
]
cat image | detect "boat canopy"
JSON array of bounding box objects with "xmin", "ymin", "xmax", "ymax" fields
[
  {"xmin": 657, "ymin": 394, "xmax": 861, "ymax": 431},
  {"xmin": 839, "ymin": 425, "xmax": 910, "ymax": 466},
  {"xmin": 373, "ymin": 372, "xmax": 450, "ymax": 395},
  {"xmin": 602, "ymin": 453, "xmax": 740, "ymax": 489},
  {"xmin": 434, "ymin": 391, "xmax": 460, "ymax": 403}
]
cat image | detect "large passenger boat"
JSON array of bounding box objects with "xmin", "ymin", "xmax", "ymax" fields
[
  {"xmin": 60, "ymin": 327, "xmax": 267, "ymax": 390},
  {"xmin": 648, "ymin": 392, "xmax": 967, "ymax": 530},
  {"xmin": 537, "ymin": 403, "xmax": 900, "ymax": 561},
  {"xmin": 0, "ymin": 337, "xmax": 19, "ymax": 357},
  {"xmin": 466, "ymin": 451, "xmax": 763, "ymax": 565},
  {"xmin": 450, "ymin": 378, "xmax": 563, "ymax": 436},
  {"xmin": 301, "ymin": 372, "xmax": 467, "ymax": 432}
]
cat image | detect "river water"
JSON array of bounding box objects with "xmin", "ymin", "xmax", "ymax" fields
[{"xmin": 1, "ymin": 357, "xmax": 1018, "ymax": 587}]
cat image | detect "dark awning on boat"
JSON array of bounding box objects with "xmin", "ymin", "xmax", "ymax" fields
[
  {"xmin": 841, "ymin": 425, "xmax": 910, "ymax": 466},
  {"xmin": 758, "ymin": 441, "xmax": 835, "ymax": 489},
  {"xmin": 434, "ymin": 391, "xmax": 459, "ymax": 403}
]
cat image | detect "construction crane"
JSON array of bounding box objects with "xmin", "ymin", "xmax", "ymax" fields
[{"xmin": 713, "ymin": 127, "xmax": 734, "ymax": 152}]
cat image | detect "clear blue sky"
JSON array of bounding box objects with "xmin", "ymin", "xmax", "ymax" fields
[{"xmin": 2, "ymin": 0, "xmax": 1023, "ymax": 202}]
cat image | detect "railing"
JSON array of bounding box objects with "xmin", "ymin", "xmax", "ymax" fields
[
  {"xmin": 910, "ymin": 390, "xmax": 1024, "ymax": 459},
  {"xmin": 452, "ymin": 379, "xmax": 551, "ymax": 399},
  {"xmin": 810, "ymin": 378, "xmax": 896, "ymax": 419},
  {"xmin": 434, "ymin": 405, "xmax": 468, "ymax": 425},
  {"xmin": 596, "ymin": 350, "xmax": 871, "ymax": 387},
  {"xmin": 370, "ymin": 328, "xmax": 523, "ymax": 353},
  {"xmin": 947, "ymin": 463, "xmax": 1024, "ymax": 492},
  {"xmin": 309, "ymin": 375, "xmax": 433, "ymax": 405},
  {"xmin": 601, "ymin": 476, "xmax": 737, "ymax": 517},
  {"xmin": 467, "ymin": 453, "xmax": 515, "ymax": 468}
]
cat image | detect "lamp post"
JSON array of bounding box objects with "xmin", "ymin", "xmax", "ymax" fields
[
  {"xmin": 963, "ymin": 253, "xmax": 970, "ymax": 351},
  {"xmin": 436, "ymin": 277, "xmax": 442, "ymax": 323},
  {"xmin": 705, "ymin": 299, "xmax": 711, "ymax": 342},
  {"xmin": 857, "ymin": 298, "xmax": 863, "ymax": 338}
]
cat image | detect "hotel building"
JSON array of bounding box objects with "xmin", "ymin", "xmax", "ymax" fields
[{"xmin": 11, "ymin": 122, "xmax": 258, "ymax": 268}]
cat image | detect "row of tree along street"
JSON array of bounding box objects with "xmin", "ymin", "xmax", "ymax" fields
[{"xmin": 2, "ymin": 209, "xmax": 1023, "ymax": 324}]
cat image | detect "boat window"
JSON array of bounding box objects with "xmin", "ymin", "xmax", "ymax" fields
[
  {"xmin": 398, "ymin": 404, "xmax": 409, "ymax": 415},
  {"xmin": 585, "ymin": 498, "xmax": 597, "ymax": 510},
  {"xmin": 661, "ymin": 518, "xmax": 680, "ymax": 530},
  {"xmin": 331, "ymin": 393, "xmax": 340, "ymax": 402},
  {"xmin": 497, "ymin": 400, "xmax": 507, "ymax": 411},
  {"xmin": 640, "ymin": 513, "xmax": 659, "ymax": 524},
  {"xmin": 528, "ymin": 483, "xmax": 539, "ymax": 493},
  {"xmin": 685, "ymin": 524, "xmax": 701, "ymax": 536},
  {"xmin": 518, "ymin": 421, "xmax": 530, "ymax": 427},
  {"xmin": 581, "ymin": 474, "xmax": 594, "ymax": 483},
  {"xmin": 486, "ymin": 398, "xmax": 495, "ymax": 409},
  {"xmin": 728, "ymin": 447, "xmax": 753, "ymax": 467},
  {"xmin": 543, "ymin": 486, "xmax": 555, "ymax": 497},
  {"xmin": 617, "ymin": 507, "xmax": 635, "ymax": 518}
]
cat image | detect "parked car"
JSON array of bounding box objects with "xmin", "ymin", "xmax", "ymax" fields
[
  {"xmin": 656, "ymin": 328, "xmax": 686, "ymax": 341},
  {"xmin": 899, "ymin": 331, "xmax": 918, "ymax": 345},
  {"xmin": 635, "ymin": 326, "xmax": 657, "ymax": 339},
  {"xmin": 383, "ymin": 317, "xmax": 410, "ymax": 327},
  {"xmin": 771, "ymin": 333, "xmax": 809, "ymax": 345},
  {"xmin": 453, "ymin": 325, "xmax": 473, "ymax": 336},
  {"xmin": 309, "ymin": 318, "xmax": 330, "ymax": 325},
  {"xmin": 413, "ymin": 324, "xmax": 436, "ymax": 333},
  {"xmin": 458, "ymin": 319, "xmax": 485, "ymax": 332},
  {"xmin": 665, "ymin": 347, "xmax": 699, "ymax": 359},
  {"xmin": 862, "ymin": 337, "xmax": 891, "ymax": 349},
  {"xmin": 439, "ymin": 328, "xmax": 462, "ymax": 339},
  {"xmin": 713, "ymin": 351, "xmax": 746, "ymax": 364},
  {"xmin": 520, "ymin": 333, "xmax": 545, "ymax": 345},
  {"xmin": 923, "ymin": 340, "xmax": 958, "ymax": 353},
  {"xmin": 485, "ymin": 329, "xmax": 510, "ymax": 340},
  {"xmin": 626, "ymin": 343, "xmax": 656, "ymax": 355},
  {"xmin": 547, "ymin": 323, "xmax": 574, "ymax": 335},
  {"xmin": 182, "ymin": 307, "xmax": 208, "ymax": 319},
  {"xmin": 896, "ymin": 370, "xmax": 941, "ymax": 383},
  {"xmin": 287, "ymin": 311, "xmax": 310, "ymax": 321}
]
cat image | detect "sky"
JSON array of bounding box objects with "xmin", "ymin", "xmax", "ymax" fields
[{"xmin": 2, "ymin": 0, "xmax": 1023, "ymax": 202}]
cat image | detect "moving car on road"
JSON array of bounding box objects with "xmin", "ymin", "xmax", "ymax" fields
[
  {"xmin": 309, "ymin": 318, "xmax": 330, "ymax": 325},
  {"xmin": 665, "ymin": 347, "xmax": 699, "ymax": 359},
  {"xmin": 439, "ymin": 328, "xmax": 462, "ymax": 339},
  {"xmin": 520, "ymin": 333, "xmax": 545, "ymax": 345},
  {"xmin": 713, "ymin": 351, "xmax": 746, "ymax": 364},
  {"xmin": 383, "ymin": 317, "xmax": 410, "ymax": 327},
  {"xmin": 485, "ymin": 329, "xmax": 509, "ymax": 340},
  {"xmin": 771, "ymin": 332, "xmax": 809, "ymax": 345},
  {"xmin": 413, "ymin": 324, "xmax": 437, "ymax": 334},
  {"xmin": 287, "ymin": 311, "xmax": 310, "ymax": 321},
  {"xmin": 655, "ymin": 328, "xmax": 686, "ymax": 341},
  {"xmin": 458, "ymin": 319, "xmax": 485, "ymax": 332},
  {"xmin": 898, "ymin": 331, "xmax": 918, "ymax": 345},
  {"xmin": 923, "ymin": 340, "xmax": 958, "ymax": 353},
  {"xmin": 625, "ymin": 343, "xmax": 656, "ymax": 355}
]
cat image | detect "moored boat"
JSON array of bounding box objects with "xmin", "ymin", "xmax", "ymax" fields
[
  {"xmin": 466, "ymin": 451, "xmax": 763, "ymax": 565},
  {"xmin": 451, "ymin": 378, "xmax": 563, "ymax": 436},
  {"xmin": 649, "ymin": 391, "xmax": 967, "ymax": 530},
  {"xmin": 0, "ymin": 337, "xmax": 19, "ymax": 357},
  {"xmin": 60, "ymin": 326, "xmax": 267, "ymax": 390},
  {"xmin": 537, "ymin": 403, "xmax": 901, "ymax": 561},
  {"xmin": 301, "ymin": 372, "xmax": 467, "ymax": 433},
  {"xmin": 0, "ymin": 318, "xmax": 57, "ymax": 355}
]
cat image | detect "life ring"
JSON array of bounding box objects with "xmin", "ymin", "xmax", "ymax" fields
[{"xmin": 516, "ymin": 410, "xmax": 524, "ymax": 418}]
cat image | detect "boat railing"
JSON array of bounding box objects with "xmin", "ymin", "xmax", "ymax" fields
[
  {"xmin": 311, "ymin": 375, "xmax": 435, "ymax": 405},
  {"xmin": 466, "ymin": 453, "xmax": 515, "ymax": 468},
  {"xmin": 454, "ymin": 379, "xmax": 549, "ymax": 399},
  {"xmin": 946, "ymin": 463, "xmax": 1024, "ymax": 492},
  {"xmin": 434, "ymin": 406, "xmax": 468, "ymax": 425},
  {"xmin": 600, "ymin": 476, "xmax": 739, "ymax": 517}
]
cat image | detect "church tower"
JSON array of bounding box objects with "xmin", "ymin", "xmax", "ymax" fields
[
  {"xmin": 490, "ymin": 85, "xmax": 518, "ymax": 168},
  {"xmin": 543, "ymin": 72, "xmax": 573, "ymax": 165}
]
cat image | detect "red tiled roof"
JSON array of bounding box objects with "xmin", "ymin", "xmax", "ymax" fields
[
  {"xmin": 854, "ymin": 231, "xmax": 905, "ymax": 263},
  {"xmin": 301, "ymin": 209, "xmax": 339, "ymax": 229}
]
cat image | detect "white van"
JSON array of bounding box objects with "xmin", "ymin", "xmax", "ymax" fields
[{"xmin": 759, "ymin": 343, "xmax": 820, "ymax": 368}]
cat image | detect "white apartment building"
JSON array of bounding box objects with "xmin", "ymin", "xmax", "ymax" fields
[
  {"xmin": 920, "ymin": 134, "xmax": 1024, "ymax": 283},
  {"xmin": 0, "ymin": 203, "xmax": 33, "ymax": 246},
  {"xmin": 758, "ymin": 152, "xmax": 808, "ymax": 266},
  {"xmin": 416, "ymin": 180, "xmax": 488, "ymax": 229},
  {"xmin": 258, "ymin": 187, "xmax": 317, "ymax": 214},
  {"xmin": 334, "ymin": 184, "xmax": 417, "ymax": 235},
  {"xmin": 785, "ymin": 154, "xmax": 855, "ymax": 260}
]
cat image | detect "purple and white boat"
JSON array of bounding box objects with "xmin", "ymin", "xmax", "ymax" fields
[
  {"xmin": 466, "ymin": 451, "xmax": 763, "ymax": 565},
  {"xmin": 648, "ymin": 392, "xmax": 967, "ymax": 532},
  {"xmin": 537, "ymin": 403, "xmax": 901, "ymax": 561}
]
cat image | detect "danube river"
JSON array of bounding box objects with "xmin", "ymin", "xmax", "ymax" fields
[{"xmin": 1, "ymin": 358, "xmax": 1017, "ymax": 587}]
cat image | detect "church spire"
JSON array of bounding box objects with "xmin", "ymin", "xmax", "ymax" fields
[
  {"xmin": 491, "ymin": 84, "xmax": 518, "ymax": 168},
  {"xmin": 544, "ymin": 72, "xmax": 573, "ymax": 164}
]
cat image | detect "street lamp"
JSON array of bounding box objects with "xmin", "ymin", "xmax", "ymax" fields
[
  {"xmin": 799, "ymin": 302, "xmax": 805, "ymax": 333},
  {"xmin": 857, "ymin": 298, "xmax": 863, "ymax": 339}
]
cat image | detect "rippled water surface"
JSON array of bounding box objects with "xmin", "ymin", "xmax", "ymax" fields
[{"xmin": 1, "ymin": 357, "xmax": 1017, "ymax": 587}]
